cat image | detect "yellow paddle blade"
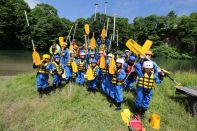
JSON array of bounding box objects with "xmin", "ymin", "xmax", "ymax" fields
[
  {"xmin": 109, "ymin": 57, "xmax": 115, "ymax": 75},
  {"xmin": 126, "ymin": 39, "xmax": 145, "ymax": 56},
  {"xmin": 59, "ymin": 36, "xmax": 64, "ymax": 47},
  {"xmin": 99, "ymin": 55, "xmax": 106, "ymax": 69},
  {"xmin": 86, "ymin": 67, "xmax": 94, "ymax": 80},
  {"xmin": 101, "ymin": 27, "xmax": 106, "ymax": 39},
  {"xmin": 121, "ymin": 112, "xmax": 130, "ymax": 125},
  {"xmin": 84, "ymin": 24, "xmax": 90, "ymax": 35},
  {"xmin": 69, "ymin": 45, "xmax": 74, "ymax": 51},
  {"xmin": 72, "ymin": 61, "xmax": 78, "ymax": 73},
  {"xmin": 121, "ymin": 109, "xmax": 131, "ymax": 125},
  {"xmin": 149, "ymin": 114, "xmax": 160, "ymax": 129},
  {"xmin": 32, "ymin": 50, "xmax": 41, "ymax": 66},
  {"xmin": 142, "ymin": 40, "xmax": 153, "ymax": 54},
  {"xmin": 126, "ymin": 39, "xmax": 153, "ymax": 56},
  {"xmin": 126, "ymin": 39, "xmax": 141, "ymax": 55},
  {"xmin": 123, "ymin": 109, "xmax": 131, "ymax": 118},
  {"xmin": 90, "ymin": 33, "xmax": 96, "ymax": 50}
]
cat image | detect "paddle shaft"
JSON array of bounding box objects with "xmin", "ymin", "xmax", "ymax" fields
[
  {"xmin": 113, "ymin": 15, "xmax": 116, "ymax": 40},
  {"xmin": 108, "ymin": 34, "xmax": 113, "ymax": 52},
  {"xmin": 24, "ymin": 10, "xmax": 29, "ymax": 26},
  {"xmin": 24, "ymin": 10, "xmax": 36, "ymax": 50},
  {"xmin": 72, "ymin": 24, "xmax": 77, "ymax": 42},
  {"xmin": 116, "ymin": 30, "xmax": 118, "ymax": 46},
  {"xmin": 106, "ymin": 17, "xmax": 109, "ymax": 37},
  {"xmin": 66, "ymin": 26, "xmax": 73, "ymax": 43},
  {"xmin": 166, "ymin": 74, "xmax": 180, "ymax": 85},
  {"xmin": 124, "ymin": 57, "xmax": 140, "ymax": 83},
  {"xmin": 94, "ymin": 3, "xmax": 98, "ymax": 21},
  {"xmin": 84, "ymin": 35, "xmax": 87, "ymax": 53}
]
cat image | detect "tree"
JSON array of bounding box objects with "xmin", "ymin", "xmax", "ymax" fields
[{"xmin": 0, "ymin": 0, "xmax": 30, "ymax": 49}]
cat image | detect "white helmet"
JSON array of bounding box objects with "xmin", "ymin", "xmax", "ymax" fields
[
  {"xmin": 143, "ymin": 61, "xmax": 153, "ymax": 69},
  {"xmin": 125, "ymin": 50, "xmax": 130, "ymax": 53},
  {"xmin": 107, "ymin": 53, "xmax": 113, "ymax": 57},
  {"xmin": 80, "ymin": 52, "xmax": 86, "ymax": 56},
  {"xmin": 69, "ymin": 50, "xmax": 73, "ymax": 54},
  {"xmin": 116, "ymin": 58, "xmax": 124, "ymax": 65}
]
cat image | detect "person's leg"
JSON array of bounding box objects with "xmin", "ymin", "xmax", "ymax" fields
[
  {"xmin": 43, "ymin": 74, "xmax": 50, "ymax": 95},
  {"xmin": 141, "ymin": 89, "xmax": 153, "ymax": 119},
  {"xmin": 115, "ymin": 85, "xmax": 123, "ymax": 111},
  {"xmin": 134, "ymin": 87, "xmax": 144, "ymax": 115}
]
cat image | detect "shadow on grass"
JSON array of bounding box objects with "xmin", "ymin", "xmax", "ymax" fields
[
  {"xmin": 124, "ymin": 96, "xmax": 135, "ymax": 112},
  {"xmin": 168, "ymin": 95, "xmax": 191, "ymax": 114}
]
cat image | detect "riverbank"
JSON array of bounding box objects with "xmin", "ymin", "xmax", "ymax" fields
[{"xmin": 0, "ymin": 72, "xmax": 197, "ymax": 130}]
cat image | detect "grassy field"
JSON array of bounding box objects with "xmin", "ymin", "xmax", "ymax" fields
[{"xmin": 0, "ymin": 72, "xmax": 197, "ymax": 131}]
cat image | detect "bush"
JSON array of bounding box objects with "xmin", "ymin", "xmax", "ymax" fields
[{"xmin": 153, "ymin": 45, "xmax": 183, "ymax": 59}]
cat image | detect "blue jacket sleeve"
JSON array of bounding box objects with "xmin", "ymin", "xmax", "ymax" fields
[
  {"xmin": 153, "ymin": 61, "xmax": 159, "ymax": 78},
  {"xmin": 135, "ymin": 62, "xmax": 143, "ymax": 78},
  {"xmin": 123, "ymin": 63, "xmax": 128, "ymax": 70},
  {"xmin": 154, "ymin": 76, "xmax": 161, "ymax": 84},
  {"xmin": 46, "ymin": 63, "xmax": 52, "ymax": 71},
  {"xmin": 117, "ymin": 69, "xmax": 126, "ymax": 80}
]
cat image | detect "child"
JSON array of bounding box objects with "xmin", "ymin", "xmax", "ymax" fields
[
  {"xmin": 76, "ymin": 52, "xmax": 87, "ymax": 85},
  {"xmin": 124, "ymin": 56, "xmax": 137, "ymax": 92},
  {"xmin": 87, "ymin": 59, "xmax": 100, "ymax": 93},
  {"xmin": 51, "ymin": 55, "xmax": 63, "ymax": 91},
  {"xmin": 111, "ymin": 58, "xmax": 126, "ymax": 110},
  {"xmin": 65, "ymin": 51, "xmax": 74, "ymax": 83},
  {"xmin": 134, "ymin": 61, "xmax": 161, "ymax": 119},
  {"xmin": 33, "ymin": 54, "xmax": 51, "ymax": 98}
]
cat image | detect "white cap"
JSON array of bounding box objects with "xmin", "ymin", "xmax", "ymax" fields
[
  {"xmin": 125, "ymin": 50, "xmax": 130, "ymax": 53},
  {"xmin": 116, "ymin": 58, "xmax": 125, "ymax": 65},
  {"xmin": 143, "ymin": 61, "xmax": 153, "ymax": 69},
  {"xmin": 80, "ymin": 52, "xmax": 86, "ymax": 56},
  {"xmin": 107, "ymin": 53, "xmax": 113, "ymax": 57}
]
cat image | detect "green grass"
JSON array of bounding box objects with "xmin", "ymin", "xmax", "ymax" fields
[{"xmin": 0, "ymin": 72, "xmax": 197, "ymax": 131}]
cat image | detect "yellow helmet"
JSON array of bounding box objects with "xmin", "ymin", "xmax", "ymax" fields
[{"xmin": 42, "ymin": 54, "xmax": 51, "ymax": 60}]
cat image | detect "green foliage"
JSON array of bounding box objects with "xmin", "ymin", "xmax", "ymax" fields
[
  {"xmin": 0, "ymin": 0, "xmax": 30, "ymax": 49},
  {"xmin": 152, "ymin": 44, "xmax": 193, "ymax": 59},
  {"xmin": 153, "ymin": 44, "xmax": 181, "ymax": 59},
  {"xmin": 0, "ymin": 72, "xmax": 197, "ymax": 130}
]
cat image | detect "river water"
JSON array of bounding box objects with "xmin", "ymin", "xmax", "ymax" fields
[{"xmin": 0, "ymin": 50, "xmax": 196, "ymax": 76}]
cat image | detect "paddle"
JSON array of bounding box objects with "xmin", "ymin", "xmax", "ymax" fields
[
  {"xmin": 24, "ymin": 10, "xmax": 41, "ymax": 66},
  {"xmin": 121, "ymin": 109, "xmax": 131, "ymax": 125},
  {"xmin": 94, "ymin": 3, "xmax": 99, "ymax": 21},
  {"xmin": 109, "ymin": 55, "xmax": 116, "ymax": 75},
  {"xmin": 72, "ymin": 23, "xmax": 77, "ymax": 42},
  {"xmin": 84, "ymin": 24, "xmax": 90, "ymax": 35},
  {"xmin": 126, "ymin": 39, "xmax": 181, "ymax": 86},
  {"xmin": 66, "ymin": 26, "xmax": 73, "ymax": 45},
  {"xmin": 108, "ymin": 34, "xmax": 113, "ymax": 52},
  {"xmin": 105, "ymin": 17, "xmax": 109, "ymax": 37},
  {"xmin": 59, "ymin": 36, "xmax": 64, "ymax": 47},
  {"xmin": 101, "ymin": 27, "xmax": 106, "ymax": 40},
  {"xmin": 84, "ymin": 24, "xmax": 90, "ymax": 52},
  {"xmin": 112, "ymin": 14, "xmax": 117, "ymax": 40},
  {"xmin": 90, "ymin": 32, "xmax": 96, "ymax": 50}
]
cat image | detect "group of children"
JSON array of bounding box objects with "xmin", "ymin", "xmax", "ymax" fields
[{"xmin": 33, "ymin": 40, "xmax": 163, "ymax": 119}]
